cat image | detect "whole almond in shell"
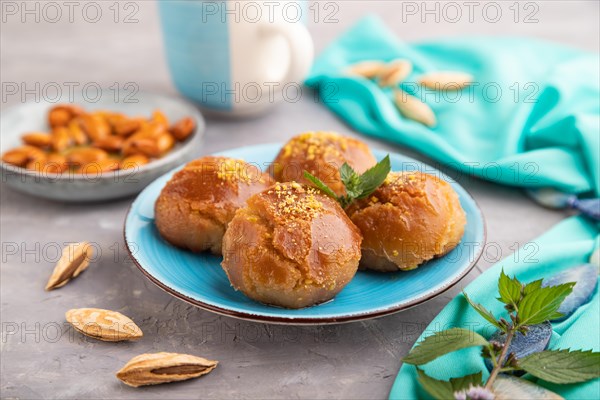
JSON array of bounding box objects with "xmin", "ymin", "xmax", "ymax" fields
[
  {"xmin": 45, "ymin": 242, "xmax": 93, "ymax": 290},
  {"xmin": 345, "ymin": 61, "xmax": 387, "ymax": 79},
  {"xmin": 66, "ymin": 308, "xmax": 143, "ymax": 342},
  {"xmin": 419, "ymin": 71, "xmax": 473, "ymax": 90},
  {"xmin": 116, "ymin": 352, "xmax": 218, "ymax": 387},
  {"xmin": 393, "ymin": 89, "xmax": 437, "ymax": 127},
  {"xmin": 378, "ymin": 59, "xmax": 412, "ymax": 87}
]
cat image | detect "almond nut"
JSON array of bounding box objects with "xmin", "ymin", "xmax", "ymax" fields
[
  {"xmin": 46, "ymin": 242, "xmax": 93, "ymax": 290},
  {"xmin": 103, "ymin": 112, "xmax": 127, "ymax": 130},
  {"xmin": 50, "ymin": 127, "xmax": 72, "ymax": 152},
  {"xmin": 345, "ymin": 61, "xmax": 387, "ymax": 79},
  {"xmin": 393, "ymin": 89, "xmax": 437, "ymax": 127},
  {"xmin": 80, "ymin": 158, "xmax": 120, "ymax": 174},
  {"xmin": 80, "ymin": 113, "xmax": 111, "ymax": 142},
  {"xmin": 150, "ymin": 133, "xmax": 175, "ymax": 157},
  {"xmin": 22, "ymin": 132, "xmax": 52, "ymax": 148},
  {"xmin": 66, "ymin": 147, "xmax": 109, "ymax": 166},
  {"xmin": 48, "ymin": 104, "xmax": 84, "ymax": 128},
  {"xmin": 169, "ymin": 117, "xmax": 196, "ymax": 141},
  {"xmin": 124, "ymin": 132, "xmax": 174, "ymax": 158},
  {"xmin": 2, "ymin": 149, "xmax": 29, "ymax": 167},
  {"xmin": 378, "ymin": 59, "xmax": 412, "ymax": 87},
  {"xmin": 114, "ymin": 119, "xmax": 142, "ymax": 137},
  {"xmin": 48, "ymin": 108, "xmax": 71, "ymax": 128},
  {"xmin": 66, "ymin": 308, "xmax": 143, "ymax": 342},
  {"xmin": 116, "ymin": 352, "xmax": 218, "ymax": 387},
  {"xmin": 93, "ymin": 136, "xmax": 124, "ymax": 152},
  {"xmin": 68, "ymin": 119, "xmax": 89, "ymax": 145},
  {"xmin": 26, "ymin": 158, "xmax": 47, "ymax": 172},
  {"xmin": 19, "ymin": 145, "xmax": 47, "ymax": 162},
  {"xmin": 26, "ymin": 155, "xmax": 67, "ymax": 174},
  {"xmin": 152, "ymin": 110, "xmax": 169, "ymax": 130},
  {"xmin": 120, "ymin": 154, "xmax": 149, "ymax": 170},
  {"xmin": 419, "ymin": 71, "xmax": 473, "ymax": 90},
  {"xmin": 43, "ymin": 153, "xmax": 69, "ymax": 173}
]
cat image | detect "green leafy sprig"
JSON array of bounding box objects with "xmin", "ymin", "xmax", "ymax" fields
[
  {"xmin": 402, "ymin": 269, "xmax": 600, "ymax": 399},
  {"xmin": 303, "ymin": 155, "xmax": 391, "ymax": 208}
]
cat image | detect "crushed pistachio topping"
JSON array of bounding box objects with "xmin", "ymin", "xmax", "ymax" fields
[
  {"xmin": 281, "ymin": 132, "xmax": 347, "ymax": 161},
  {"xmin": 216, "ymin": 158, "xmax": 255, "ymax": 184},
  {"xmin": 384, "ymin": 171, "xmax": 422, "ymax": 185},
  {"xmin": 271, "ymin": 182, "xmax": 323, "ymax": 219}
]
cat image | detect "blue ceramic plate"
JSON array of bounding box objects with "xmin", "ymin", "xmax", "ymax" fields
[{"xmin": 124, "ymin": 143, "xmax": 486, "ymax": 324}]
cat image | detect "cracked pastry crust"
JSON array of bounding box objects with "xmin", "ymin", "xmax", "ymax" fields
[
  {"xmin": 154, "ymin": 156, "xmax": 275, "ymax": 254},
  {"xmin": 272, "ymin": 131, "xmax": 377, "ymax": 196},
  {"xmin": 346, "ymin": 172, "xmax": 467, "ymax": 272},
  {"xmin": 221, "ymin": 182, "xmax": 362, "ymax": 309}
]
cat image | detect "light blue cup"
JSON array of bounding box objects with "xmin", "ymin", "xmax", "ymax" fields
[{"xmin": 158, "ymin": 0, "xmax": 313, "ymax": 117}]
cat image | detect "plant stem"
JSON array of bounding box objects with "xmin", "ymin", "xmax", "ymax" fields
[{"xmin": 484, "ymin": 328, "xmax": 515, "ymax": 390}]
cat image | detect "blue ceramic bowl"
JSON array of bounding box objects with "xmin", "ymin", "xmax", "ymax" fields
[
  {"xmin": 124, "ymin": 144, "xmax": 486, "ymax": 324},
  {"xmin": 0, "ymin": 91, "xmax": 204, "ymax": 202}
]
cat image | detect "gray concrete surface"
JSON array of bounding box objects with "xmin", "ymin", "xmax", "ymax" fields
[{"xmin": 1, "ymin": 1, "xmax": 598, "ymax": 399}]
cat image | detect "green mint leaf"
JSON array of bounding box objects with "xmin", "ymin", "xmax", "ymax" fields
[
  {"xmin": 518, "ymin": 349, "xmax": 600, "ymax": 384},
  {"xmin": 523, "ymin": 279, "xmax": 543, "ymax": 296},
  {"xmin": 339, "ymin": 163, "xmax": 361, "ymax": 201},
  {"xmin": 344, "ymin": 185, "xmax": 363, "ymax": 200},
  {"xmin": 518, "ymin": 282, "xmax": 575, "ymax": 326},
  {"xmin": 403, "ymin": 328, "xmax": 488, "ymax": 365},
  {"xmin": 324, "ymin": 155, "xmax": 391, "ymax": 208},
  {"xmin": 355, "ymin": 155, "xmax": 391, "ymax": 199},
  {"xmin": 497, "ymin": 269, "xmax": 523, "ymax": 306},
  {"xmin": 449, "ymin": 371, "xmax": 483, "ymax": 392},
  {"xmin": 548, "ymin": 311, "xmax": 565, "ymax": 320},
  {"xmin": 416, "ymin": 369, "xmax": 483, "ymax": 400},
  {"xmin": 339, "ymin": 163, "xmax": 358, "ymax": 186},
  {"xmin": 303, "ymin": 171, "xmax": 338, "ymax": 201},
  {"xmin": 463, "ymin": 292, "xmax": 503, "ymax": 330},
  {"xmin": 416, "ymin": 368, "xmax": 455, "ymax": 400}
]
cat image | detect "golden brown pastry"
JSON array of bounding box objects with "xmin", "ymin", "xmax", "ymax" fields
[
  {"xmin": 155, "ymin": 156, "xmax": 274, "ymax": 254},
  {"xmin": 221, "ymin": 182, "xmax": 362, "ymax": 309},
  {"xmin": 272, "ymin": 131, "xmax": 376, "ymax": 196},
  {"xmin": 346, "ymin": 172, "xmax": 466, "ymax": 271}
]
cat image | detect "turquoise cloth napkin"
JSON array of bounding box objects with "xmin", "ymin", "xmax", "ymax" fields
[
  {"xmin": 305, "ymin": 15, "xmax": 600, "ymax": 399},
  {"xmin": 389, "ymin": 216, "xmax": 599, "ymax": 400},
  {"xmin": 306, "ymin": 16, "xmax": 600, "ymax": 196}
]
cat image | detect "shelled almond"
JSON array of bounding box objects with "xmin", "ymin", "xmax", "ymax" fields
[
  {"xmin": 93, "ymin": 136, "xmax": 125, "ymax": 153},
  {"xmin": 169, "ymin": 117, "xmax": 196, "ymax": 141},
  {"xmin": 2, "ymin": 149, "xmax": 29, "ymax": 167},
  {"xmin": 48, "ymin": 104, "xmax": 83, "ymax": 128},
  {"xmin": 22, "ymin": 132, "xmax": 52, "ymax": 148},
  {"xmin": 51, "ymin": 127, "xmax": 71, "ymax": 152},
  {"xmin": 67, "ymin": 120, "xmax": 89, "ymax": 145},
  {"xmin": 1, "ymin": 104, "xmax": 197, "ymax": 174},
  {"xmin": 121, "ymin": 154, "xmax": 149, "ymax": 170}
]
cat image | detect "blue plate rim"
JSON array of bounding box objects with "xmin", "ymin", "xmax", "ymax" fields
[{"xmin": 124, "ymin": 143, "xmax": 487, "ymax": 325}]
